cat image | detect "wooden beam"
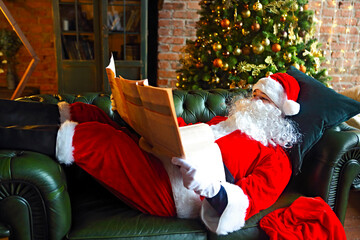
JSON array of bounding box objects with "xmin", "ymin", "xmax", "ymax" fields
[{"xmin": 0, "ymin": 0, "xmax": 39, "ymax": 100}]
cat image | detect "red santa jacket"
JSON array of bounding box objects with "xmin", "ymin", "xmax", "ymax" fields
[
  {"xmin": 57, "ymin": 103, "xmax": 292, "ymax": 235},
  {"xmin": 177, "ymin": 116, "xmax": 292, "ymax": 234}
]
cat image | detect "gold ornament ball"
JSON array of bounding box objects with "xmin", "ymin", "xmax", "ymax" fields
[
  {"xmin": 176, "ymin": 82, "xmax": 180, "ymax": 87},
  {"xmin": 299, "ymin": 65, "xmax": 306, "ymax": 73},
  {"xmin": 222, "ymin": 62, "xmax": 229, "ymax": 71},
  {"xmin": 233, "ymin": 47, "xmax": 242, "ymax": 55},
  {"xmin": 290, "ymin": 3, "xmax": 299, "ymax": 11},
  {"xmin": 252, "ymin": 43, "xmax": 265, "ymax": 55},
  {"xmin": 292, "ymin": 63, "xmax": 300, "ymax": 69},
  {"xmin": 251, "ymin": 22, "xmax": 261, "ymax": 32},
  {"xmin": 242, "ymin": 46, "xmax": 251, "ymax": 55},
  {"xmin": 266, "ymin": 72, "xmax": 273, "ymax": 77},
  {"xmin": 261, "ymin": 38, "xmax": 270, "ymax": 46},
  {"xmin": 220, "ymin": 19, "xmax": 230, "ymax": 28},
  {"xmin": 304, "ymin": 4, "xmax": 309, "ymax": 10},
  {"xmin": 253, "ymin": 2, "xmax": 263, "ymax": 11},
  {"xmin": 212, "ymin": 42, "xmax": 222, "ymax": 51},
  {"xmin": 241, "ymin": 9, "xmax": 251, "ymax": 18},
  {"xmin": 213, "ymin": 58, "xmax": 223, "ymax": 68},
  {"xmin": 271, "ymin": 43, "xmax": 281, "ymax": 53},
  {"xmin": 214, "ymin": 32, "xmax": 218, "ymax": 37}
]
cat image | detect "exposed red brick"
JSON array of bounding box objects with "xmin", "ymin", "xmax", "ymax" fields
[
  {"xmin": 158, "ymin": 69, "xmax": 177, "ymax": 78},
  {"xmin": 162, "ymin": 3, "xmax": 185, "ymax": 10},
  {"xmin": 187, "ymin": 2, "xmax": 201, "ymax": 10},
  {"xmin": 158, "ymin": 53, "xmax": 180, "ymax": 61}
]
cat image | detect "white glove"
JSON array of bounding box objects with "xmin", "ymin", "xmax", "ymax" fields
[{"xmin": 172, "ymin": 157, "xmax": 221, "ymax": 198}]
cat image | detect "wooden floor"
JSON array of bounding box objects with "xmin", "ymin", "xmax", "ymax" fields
[{"xmin": 345, "ymin": 190, "xmax": 360, "ymax": 240}]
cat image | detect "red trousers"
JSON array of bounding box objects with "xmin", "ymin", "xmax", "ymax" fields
[{"xmin": 69, "ymin": 102, "xmax": 177, "ymax": 217}]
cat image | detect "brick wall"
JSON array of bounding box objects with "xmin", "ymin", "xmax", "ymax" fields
[
  {"xmin": 157, "ymin": 0, "xmax": 200, "ymax": 88},
  {"xmin": 0, "ymin": 0, "xmax": 57, "ymax": 94},
  {"xmin": 309, "ymin": 0, "xmax": 360, "ymax": 90},
  {"xmin": 158, "ymin": 0, "xmax": 360, "ymax": 91},
  {"xmin": 0, "ymin": 0, "xmax": 358, "ymax": 94}
]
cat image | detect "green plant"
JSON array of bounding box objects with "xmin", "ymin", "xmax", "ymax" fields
[
  {"xmin": 0, "ymin": 28, "xmax": 22, "ymax": 63},
  {"xmin": 0, "ymin": 51, "xmax": 6, "ymax": 74}
]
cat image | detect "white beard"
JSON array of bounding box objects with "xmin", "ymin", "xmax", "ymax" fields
[{"xmin": 210, "ymin": 98, "xmax": 301, "ymax": 148}]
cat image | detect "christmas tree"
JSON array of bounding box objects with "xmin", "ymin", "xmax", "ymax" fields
[{"xmin": 176, "ymin": 0, "xmax": 330, "ymax": 90}]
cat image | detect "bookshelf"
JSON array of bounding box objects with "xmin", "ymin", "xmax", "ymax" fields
[{"xmin": 52, "ymin": 0, "xmax": 148, "ymax": 94}]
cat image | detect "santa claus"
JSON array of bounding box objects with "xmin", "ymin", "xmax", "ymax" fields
[{"xmin": 0, "ymin": 73, "xmax": 302, "ymax": 235}]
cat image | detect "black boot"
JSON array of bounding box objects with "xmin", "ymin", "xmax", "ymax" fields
[
  {"xmin": 0, "ymin": 99, "xmax": 61, "ymax": 127},
  {"xmin": 0, "ymin": 125, "xmax": 58, "ymax": 157}
]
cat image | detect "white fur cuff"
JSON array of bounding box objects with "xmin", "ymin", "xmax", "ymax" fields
[
  {"xmin": 201, "ymin": 182, "xmax": 249, "ymax": 235},
  {"xmin": 58, "ymin": 102, "xmax": 71, "ymax": 123},
  {"xmin": 56, "ymin": 120, "xmax": 77, "ymax": 165}
]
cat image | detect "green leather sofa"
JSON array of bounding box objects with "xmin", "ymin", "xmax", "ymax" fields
[{"xmin": 0, "ymin": 90, "xmax": 359, "ymax": 240}]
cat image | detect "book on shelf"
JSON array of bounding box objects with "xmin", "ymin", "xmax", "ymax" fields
[
  {"xmin": 126, "ymin": 8, "xmax": 140, "ymax": 32},
  {"xmin": 106, "ymin": 55, "xmax": 224, "ymax": 179},
  {"xmin": 61, "ymin": 36, "xmax": 94, "ymax": 60}
]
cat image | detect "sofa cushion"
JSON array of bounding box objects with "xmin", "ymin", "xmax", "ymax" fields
[
  {"xmin": 339, "ymin": 85, "xmax": 360, "ymax": 129},
  {"xmin": 65, "ymin": 166, "xmax": 205, "ymax": 240},
  {"xmin": 286, "ymin": 66, "xmax": 360, "ymax": 174}
]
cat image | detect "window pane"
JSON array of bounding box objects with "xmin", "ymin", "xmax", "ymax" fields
[
  {"xmin": 77, "ymin": 4, "xmax": 94, "ymax": 32},
  {"xmin": 125, "ymin": 5, "xmax": 140, "ymax": 32},
  {"xmin": 107, "ymin": 5, "xmax": 124, "ymax": 32},
  {"xmin": 125, "ymin": 34, "xmax": 140, "ymax": 60},
  {"xmin": 62, "ymin": 35, "xmax": 94, "ymax": 60},
  {"xmin": 60, "ymin": 4, "xmax": 76, "ymax": 31}
]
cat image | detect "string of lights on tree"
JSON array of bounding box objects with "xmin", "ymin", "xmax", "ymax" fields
[{"xmin": 176, "ymin": 0, "xmax": 331, "ymax": 90}]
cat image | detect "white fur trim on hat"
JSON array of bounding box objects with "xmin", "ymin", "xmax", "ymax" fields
[
  {"xmin": 283, "ymin": 99, "xmax": 300, "ymax": 116},
  {"xmin": 58, "ymin": 102, "xmax": 71, "ymax": 123},
  {"xmin": 200, "ymin": 182, "xmax": 249, "ymax": 235},
  {"xmin": 56, "ymin": 120, "xmax": 77, "ymax": 165},
  {"xmin": 253, "ymin": 77, "xmax": 300, "ymax": 116}
]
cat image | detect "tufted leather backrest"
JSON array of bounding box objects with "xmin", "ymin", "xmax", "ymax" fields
[{"xmin": 17, "ymin": 89, "xmax": 249, "ymax": 124}]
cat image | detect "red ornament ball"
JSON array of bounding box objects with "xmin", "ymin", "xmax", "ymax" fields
[
  {"xmin": 221, "ymin": 19, "xmax": 230, "ymax": 28},
  {"xmin": 251, "ymin": 22, "xmax": 261, "ymax": 32},
  {"xmin": 271, "ymin": 43, "xmax": 281, "ymax": 53},
  {"xmin": 213, "ymin": 58, "xmax": 223, "ymax": 68}
]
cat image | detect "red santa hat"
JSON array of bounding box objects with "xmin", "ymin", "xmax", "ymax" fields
[{"xmin": 252, "ymin": 73, "xmax": 300, "ymax": 116}]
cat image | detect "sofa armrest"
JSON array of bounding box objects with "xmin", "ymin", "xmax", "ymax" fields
[
  {"xmin": 297, "ymin": 123, "xmax": 360, "ymax": 223},
  {"xmin": 0, "ymin": 150, "xmax": 71, "ymax": 240}
]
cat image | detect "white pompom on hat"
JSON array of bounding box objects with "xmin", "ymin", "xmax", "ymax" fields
[{"xmin": 252, "ymin": 73, "xmax": 300, "ymax": 116}]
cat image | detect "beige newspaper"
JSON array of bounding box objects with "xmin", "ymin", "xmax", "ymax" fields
[{"xmin": 106, "ymin": 56, "xmax": 225, "ymax": 180}]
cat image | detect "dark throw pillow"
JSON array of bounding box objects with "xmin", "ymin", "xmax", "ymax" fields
[{"xmin": 286, "ymin": 66, "xmax": 360, "ymax": 175}]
